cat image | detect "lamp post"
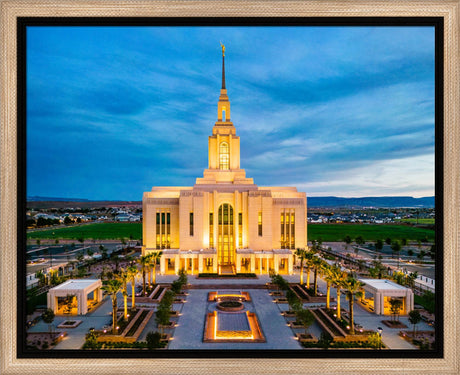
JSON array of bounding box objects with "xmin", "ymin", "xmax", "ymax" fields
[{"xmin": 377, "ymin": 327, "xmax": 383, "ymax": 350}]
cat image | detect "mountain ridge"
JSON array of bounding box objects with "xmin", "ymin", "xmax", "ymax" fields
[{"xmin": 27, "ymin": 195, "xmax": 435, "ymax": 208}]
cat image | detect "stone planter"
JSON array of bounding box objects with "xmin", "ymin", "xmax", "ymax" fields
[{"xmin": 296, "ymin": 333, "xmax": 317, "ymax": 343}]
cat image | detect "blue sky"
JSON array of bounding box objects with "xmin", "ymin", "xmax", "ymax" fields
[{"xmin": 27, "ymin": 26, "xmax": 435, "ymax": 200}]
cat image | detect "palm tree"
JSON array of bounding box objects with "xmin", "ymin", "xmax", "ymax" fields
[
  {"xmin": 322, "ymin": 263, "xmax": 335, "ymax": 309},
  {"xmin": 117, "ymin": 267, "xmax": 129, "ymax": 320},
  {"xmin": 303, "ymin": 250, "xmax": 315, "ymax": 288},
  {"xmin": 330, "ymin": 266, "xmax": 348, "ymax": 320},
  {"xmin": 147, "ymin": 251, "xmax": 163, "ymax": 285},
  {"xmin": 127, "ymin": 264, "xmax": 138, "ymax": 310},
  {"xmin": 294, "ymin": 248, "xmax": 306, "ymax": 285},
  {"xmin": 101, "ymin": 278, "xmax": 123, "ymax": 334},
  {"xmin": 138, "ymin": 255, "xmax": 149, "ymax": 296},
  {"xmin": 408, "ymin": 309, "xmax": 422, "ymax": 337},
  {"xmin": 312, "ymin": 257, "xmax": 325, "ymax": 296},
  {"xmin": 342, "ymin": 275, "xmax": 364, "ymax": 334}
]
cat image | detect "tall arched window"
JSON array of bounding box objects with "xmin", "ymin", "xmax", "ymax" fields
[
  {"xmin": 218, "ymin": 204, "xmax": 234, "ymax": 264},
  {"xmin": 219, "ymin": 142, "xmax": 229, "ymax": 170}
]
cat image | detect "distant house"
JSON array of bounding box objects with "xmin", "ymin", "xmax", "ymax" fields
[{"xmin": 115, "ymin": 214, "xmax": 130, "ymax": 222}]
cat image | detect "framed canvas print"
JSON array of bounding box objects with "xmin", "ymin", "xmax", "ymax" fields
[{"xmin": 1, "ymin": 1, "xmax": 459, "ymax": 374}]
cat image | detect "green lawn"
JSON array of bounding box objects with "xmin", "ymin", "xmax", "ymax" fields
[
  {"xmin": 307, "ymin": 223, "xmax": 435, "ymax": 242},
  {"xmin": 28, "ymin": 222, "xmax": 435, "ymax": 243},
  {"xmin": 27, "ymin": 222, "xmax": 142, "ymax": 240},
  {"xmin": 394, "ymin": 218, "xmax": 435, "ymax": 225}
]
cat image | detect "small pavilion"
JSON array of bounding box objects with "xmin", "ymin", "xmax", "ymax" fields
[
  {"xmin": 358, "ymin": 278, "xmax": 414, "ymax": 315},
  {"xmin": 47, "ymin": 279, "xmax": 103, "ymax": 315}
]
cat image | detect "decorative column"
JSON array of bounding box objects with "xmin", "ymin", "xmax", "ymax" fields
[
  {"xmin": 198, "ymin": 253, "xmax": 204, "ymax": 273},
  {"xmin": 175, "ymin": 254, "xmax": 180, "ymax": 275},
  {"xmin": 236, "ymin": 253, "xmax": 241, "ymax": 273},
  {"xmin": 81, "ymin": 291, "xmax": 88, "ymax": 315},
  {"xmin": 160, "ymin": 256, "xmax": 166, "ymax": 275},
  {"xmin": 250, "ymin": 254, "xmax": 255, "ymax": 273},
  {"xmin": 274, "ymin": 254, "xmax": 279, "ymax": 274},
  {"xmin": 374, "ymin": 292, "xmax": 380, "ymax": 315},
  {"xmin": 288, "ymin": 253, "xmax": 294, "ymax": 274},
  {"xmin": 212, "ymin": 254, "xmax": 218, "ymax": 273}
]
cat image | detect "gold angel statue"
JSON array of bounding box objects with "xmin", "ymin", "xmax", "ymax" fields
[{"xmin": 220, "ymin": 42, "xmax": 225, "ymax": 56}]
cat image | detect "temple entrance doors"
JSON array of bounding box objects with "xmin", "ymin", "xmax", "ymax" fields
[{"xmin": 217, "ymin": 204, "xmax": 234, "ymax": 268}]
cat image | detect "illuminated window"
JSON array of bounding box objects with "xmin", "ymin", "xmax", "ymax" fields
[
  {"xmin": 209, "ymin": 213, "xmax": 214, "ymax": 248},
  {"xmin": 219, "ymin": 142, "xmax": 229, "ymax": 170},
  {"xmin": 258, "ymin": 211, "xmax": 262, "ymax": 237},
  {"xmin": 280, "ymin": 210, "xmax": 295, "ymax": 249},
  {"xmin": 156, "ymin": 211, "xmax": 170, "ymax": 249},
  {"xmin": 238, "ymin": 213, "xmax": 243, "ymax": 247}
]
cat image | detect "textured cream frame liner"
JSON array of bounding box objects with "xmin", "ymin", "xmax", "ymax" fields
[{"xmin": 0, "ymin": 1, "xmax": 458, "ymax": 374}]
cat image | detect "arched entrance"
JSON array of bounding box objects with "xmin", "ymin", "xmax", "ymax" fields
[{"xmin": 217, "ymin": 204, "xmax": 234, "ymax": 267}]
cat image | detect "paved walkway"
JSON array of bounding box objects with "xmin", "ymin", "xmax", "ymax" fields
[
  {"xmin": 168, "ymin": 289, "xmax": 301, "ymax": 350},
  {"xmin": 28, "ymin": 271, "xmax": 433, "ymax": 350}
]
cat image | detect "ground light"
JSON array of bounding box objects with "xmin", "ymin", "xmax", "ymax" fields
[{"xmin": 377, "ymin": 326, "xmax": 383, "ymax": 350}]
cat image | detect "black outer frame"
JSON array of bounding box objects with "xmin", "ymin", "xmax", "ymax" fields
[{"xmin": 17, "ymin": 16, "xmax": 444, "ymax": 359}]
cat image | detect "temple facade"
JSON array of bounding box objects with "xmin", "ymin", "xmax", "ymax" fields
[{"xmin": 142, "ymin": 47, "xmax": 307, "ymax": 275}]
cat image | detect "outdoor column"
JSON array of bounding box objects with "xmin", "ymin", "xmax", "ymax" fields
[
  {"xmin": 212, "ymin": 254, "xmax": 218, "ymax": 273},
  {"xmin": 266, "ymin": 258, "xmax": 269, "ymax": 274},
  {"xmin": 374, "ymin": 292, "xmax": 380, "ymax": 315},
  {"xmin": 160, "ymin": 256, "xmax": 166, "ymax": 275},
  {"xmin": 407, "ymin": 290, "xmax": 414, "ymax": 312},
  {"xmin": 76, "ymin": 291, "xmax": 82, "ymax": 315},
  {"xmin": 191, "ymin": 258, "xmax": 194, "ymax": 275},
  {"xmin": 97, "ymin": 287, "xmax": 103, "ymax": 302},
  {"xmin": 250, "ymin": 254, "xmax": 255, "ymax": 273},
  {"xmin": 81, "ymin": 291, "xmax": 88, "ymax": 315},
  {"xmin": 175, "ymin": 254, "xmax": 180, "ymax": 275},
  {"xmin": 198, "ymin": 254, "xmax": 203, "ymax": 273},
  {"xmin": 378, "ymin": 293, "xmax": 385, "ymax": 315},
  {"xmin": 236, "ymin": 254, "xmax": 241, "ymax": 273},
  {"xmin": 259, "ymin": 258, "xmax": 262, "ymax": 275},
  {"xmin": 288, "ymin": 253, "xmax": 294, "ymax": 274},
  {"xmin": 47, "ymin": 293, "xmax": 52, "ymax": 313},
  {"xmin": 274, "ymin": 254, "xmax": 279, "ymax": 274}
]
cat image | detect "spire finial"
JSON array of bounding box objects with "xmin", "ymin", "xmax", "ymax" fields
[
  {"xmin": 220, "ymin": 42, "xmax": 225, "ymax": 57},
  {"xmin": 220, "ymin": 43, "xmax": 226, "ymax": 89}
]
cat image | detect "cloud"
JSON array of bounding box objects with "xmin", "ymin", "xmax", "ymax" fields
[{"xmin": 26, "ymin": 26, "xmax": 435, "ymax": 200}]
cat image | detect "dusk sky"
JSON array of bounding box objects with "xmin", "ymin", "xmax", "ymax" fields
[{"xmin": 27, "ymin": 26, "xmax": 435, "ymax": 201}]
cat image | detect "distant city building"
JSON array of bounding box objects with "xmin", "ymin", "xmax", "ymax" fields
[{"xmin": 142, "ymin": 47, "xmax": 307, "ymax": 275}]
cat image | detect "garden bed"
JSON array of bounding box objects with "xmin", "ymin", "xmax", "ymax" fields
[
  {"xmin": 27, "ymin": 331, "xmax": 67, "ymax": 350},
  {"xmin": 296, "ymin": 333, "xmax": 317, "ymax": 343},
  {"xmin": 57, "ymin": 320, "xmax": 82, "ymax": 328},
  {"xmin": 125, "ymin": 310, "xmax": 149, "ymax": 337},
  {"xmin": 281, "ymin": 310, "xmax": 296, "ymax": 317},
  {"xmin": 382, "ymin": 320, "xmax": 407, "ymax": 329},
  {"xmin": 158, "ymin": 321, "xmax": 176, "ymax": 329}
]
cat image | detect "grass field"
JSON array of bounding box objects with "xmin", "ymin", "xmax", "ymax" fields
[
  {"xmin": 394, "ymin": 218, "xmax": 435, "ymax": 225},
  {"xmin": 308, "ymin": 223, "xmax": 435, "ymax": 242},
  {"xmin": 27, "ymin": 222, "xmax": 142, "ymax": 240},
  {"xmin": 27, "ymin": 222, "xmax": 435, "ymax": 243}
]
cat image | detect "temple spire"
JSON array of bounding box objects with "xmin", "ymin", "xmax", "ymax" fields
[{"xmin": 220, "ymin": 42, "xmax": 226, "ymax": 89}]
